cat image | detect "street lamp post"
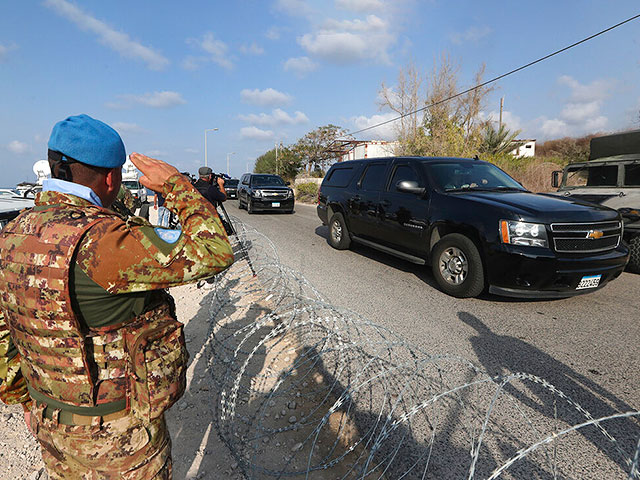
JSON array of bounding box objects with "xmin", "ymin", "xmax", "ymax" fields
[
  {"xmin": 226, "ymin": 152, "xmax": 235, "ymax": 176},
  {"xmin": 204, "ymin": 128, "xmax": 218, "ymax": 167}
]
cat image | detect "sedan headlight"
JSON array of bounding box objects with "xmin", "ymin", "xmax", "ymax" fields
[{"xmin": 500, "ymin": 220, "xmax": 548, "ymax": 247}]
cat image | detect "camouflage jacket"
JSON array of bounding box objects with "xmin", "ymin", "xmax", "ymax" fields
[{"xmin": 0, "ymin": 173, "xmax": 234, "ymax": 407}]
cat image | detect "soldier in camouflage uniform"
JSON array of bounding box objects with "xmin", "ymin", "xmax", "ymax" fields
[{"xmin": 0, "ymin": 114, "xmax": 234, "ymax": 479}]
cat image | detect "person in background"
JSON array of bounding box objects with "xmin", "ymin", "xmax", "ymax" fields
[
  {"xmin": 154, "ymin": 190, "xmax": 169, "ymax": 227},
  {"xmin": 0, "ymin": 114, "xmax": 234, "ymax": 479},
  {"xmin": 193, "ymin": 166, "xmax": 226, "ymax": 205}
]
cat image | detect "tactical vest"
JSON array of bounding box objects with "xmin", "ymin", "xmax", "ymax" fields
[{"xmin": 0, "ymin": 202, "xmax": 185, "ymax": 417}]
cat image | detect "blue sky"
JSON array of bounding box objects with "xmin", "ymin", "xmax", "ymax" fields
[{"xmin": 1, "ymin": 0, "xmax": 639, "ymax": 186}]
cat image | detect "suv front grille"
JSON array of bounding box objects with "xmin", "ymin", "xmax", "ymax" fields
[
  {"xmin": 550, "ymin": 221, "xmax": 621, "ymax": 253},
  {"xmin": 259, "ymin": 189, "xmax": 288, "ymax": 200}
]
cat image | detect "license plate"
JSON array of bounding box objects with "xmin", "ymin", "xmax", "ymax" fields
[
  {"xmin": 271, "ymin": 202, "xmax": 280, "ymax": 207},
  {"xmin": 576, "ymin": 274, "xmax": 601, "ymax": 290}
]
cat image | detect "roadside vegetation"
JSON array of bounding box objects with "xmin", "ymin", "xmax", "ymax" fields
[
  {"xmin": 249, "ymin": 56, "xmax": 610, "ymax": 193},
  {"xmin": 294, "ymin": 182, "xmax": 319, "ymax": 203}
]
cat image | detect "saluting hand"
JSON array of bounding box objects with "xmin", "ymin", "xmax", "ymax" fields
[{"xmin": 129, "ymin": 152, "xmax": 180, "ymax": 192}]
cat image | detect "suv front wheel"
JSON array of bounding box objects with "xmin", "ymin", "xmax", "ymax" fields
[
  {"xmin": 328, "ymin": 213, "xmax": 351, "ymax": 250},
  {"xmin": 432, "ymin": 234, "xmax": 485, "ymax": 298}
]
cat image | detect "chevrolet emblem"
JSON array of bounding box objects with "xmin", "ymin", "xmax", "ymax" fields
[{"xmin": 586, "ymin": 230, "xmax": 604, "ymax": 239}]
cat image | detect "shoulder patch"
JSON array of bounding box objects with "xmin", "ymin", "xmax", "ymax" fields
[{"xmin": 154, "ymin": 227, "xmax": 182, "ymax": 244}]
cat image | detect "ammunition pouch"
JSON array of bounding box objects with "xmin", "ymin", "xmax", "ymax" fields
[{"xmin": 123, "ymin": 304, "xmax": 188, "ymax": 423}]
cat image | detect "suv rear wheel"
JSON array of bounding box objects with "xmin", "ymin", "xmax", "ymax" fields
[
  {"xmin": 328, "ymin": 213, "xmax": 351, "ymax": 250},
  {"xmin": 432, "ymin": 234, "xmax": 485, "ymax": 298}
]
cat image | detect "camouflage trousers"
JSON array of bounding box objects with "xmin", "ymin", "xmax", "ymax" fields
[{"xmin": 30, "ymin": 404, "xmax": 172, "ymax": 479}]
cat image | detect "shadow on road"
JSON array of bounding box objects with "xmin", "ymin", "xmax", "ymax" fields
[{"xmin": 459, "ymin": 310, "xmax": 640, "ymax": 472}]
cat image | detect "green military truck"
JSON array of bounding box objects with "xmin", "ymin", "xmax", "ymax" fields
[{"xmin": 552, "ymin": 130, "xmax": 640, "ymax": 272}]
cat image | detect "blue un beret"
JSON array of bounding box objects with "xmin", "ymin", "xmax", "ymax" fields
[{"xmin": 48, "ymin": 114, "xmax": 126, "ymax": 168}]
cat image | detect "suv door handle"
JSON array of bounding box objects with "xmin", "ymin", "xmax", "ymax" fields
[{"xmin": 380, "ymin": 200, "xmax": 391, "ymax": 207}]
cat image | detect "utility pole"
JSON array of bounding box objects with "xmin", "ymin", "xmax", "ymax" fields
[
  {"xmin": 226, "ymin": 152, "xmax": 235, "ymax": 176},
  {"xmin": 204, "ymin": 128, "xmax": 218, "ymax": 167},
  {"xmin": 275, "ymin": 142, "xmax": 278, "ymax": 175},
  {"xmin": 499, "ymin": 97, "xmax": 504, "ymax": 129}
]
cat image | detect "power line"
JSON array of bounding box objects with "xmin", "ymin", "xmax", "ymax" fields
[{"xmin": 346, "ymin": 13, "xmax": 640, "ymax": 138}]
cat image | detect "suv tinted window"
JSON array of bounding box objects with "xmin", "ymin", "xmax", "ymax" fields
[
  {"xmin": 624, "ymin": 164, "xmax": 640, "ymax": 186},
  {"xmin": 241, "ymin": 175, "xmax": 249, "ymax": 185},
  {"xmin": 359, "ymin": 164, "xmax": 387, "ymax": 191},
  {"xmin": 251, "ymin": 175, "xmax": 285, "ymax": 186},
  {"xmin": 390, "ymin": 165, "xmax": 420, "ymax": 191},
  {"xmin": 325, "ymin": 167, "xmax": 355, "ymax": 187}
]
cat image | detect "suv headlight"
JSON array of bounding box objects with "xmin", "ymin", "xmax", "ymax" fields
[
  {"xmin": 286, "ymin": 189, "xmax": 293, "ymax": 199},
  {"xmin": 500, "ymin": 220, "xmax": 548, "ymax": 247},
  {"xmin": 252, "ymin": 189, "xmax": 263, "ymax": 198}
]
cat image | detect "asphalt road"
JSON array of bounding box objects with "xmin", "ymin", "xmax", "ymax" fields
[{"xmin": 224, "ymin": 199, "xmax": 640, "ymax": 467}]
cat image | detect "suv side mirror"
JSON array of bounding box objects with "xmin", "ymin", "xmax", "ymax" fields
[
  {"xmin": 396, "ymin": 180, "xmax": 426, "ymax": 196},
  {"xmin": 551, "ymin": 171, "xmax": 561, "ymax": 189},
  {"xmin": 285, "ymin": 181, "xmax": 291, "ymax": 186}
]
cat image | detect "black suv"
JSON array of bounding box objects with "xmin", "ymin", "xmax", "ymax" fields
[
  {"xmin": 317, "ymin": 157, "xmax": 628, "ymax": 298},
  {"xmin": 238, "ymin": 173, "xmax": 294, "ymax": 214},
  {"xmin": 225, "ymin": 178, "xmax": 239, "ymax": 199}
]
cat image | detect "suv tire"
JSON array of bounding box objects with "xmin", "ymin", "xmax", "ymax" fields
[
  {"xmin": 432, "ymin": 234, "xmax": 485, "ymax": 298},
  {"xmin": 247, "ymin": 198, "xmax": 255, "ymax": 214},
  {"xmin": 628, "ymin": 235, "xmax": 640, "ymax": 273},
  {"xmin": 328, "ymin": 213, "xmax": 351, "ymax": 250}
]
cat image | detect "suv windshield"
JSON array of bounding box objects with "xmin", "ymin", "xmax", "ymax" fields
[
  {"xmin": 251, "ymin": 175, "xmax": 285, "ymax": 187},
  {"xmin": 425, "ymin": 161, "xmax": 526, "ymax": 192},
  {"xmin": 226, "ymin": 179, "xmax": 239, "ymax": 187}
]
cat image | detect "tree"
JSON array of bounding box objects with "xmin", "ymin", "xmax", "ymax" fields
[
  {"xmin": 480, "ymin": 123, "xmax": 522, "ymax": 155},
  {"xmin": 378, "ymin": 56, "xmax": 494, "ymax": 157},
  {"xmin": 294, "ymin": 125, "xmax": 351, "ymax": 174},
  {"xmin": 254, "ymin": 145, "xmax": 302, "ymax": 181},
  {"xmin": 378, "ymin": 62, "xmax": 424, "ymax": 154}
]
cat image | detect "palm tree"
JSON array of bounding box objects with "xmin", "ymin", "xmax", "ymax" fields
[{"xmin": 481, "ymin": 123, "xmax": 522, "ymax": 155}]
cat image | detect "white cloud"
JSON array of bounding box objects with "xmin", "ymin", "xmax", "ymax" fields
[
  {"xmin": 239, "ymin": 109, "xmax": 309, "ymax": 127},
  {"xmin": 185, "ymin": 148, "xmax": 199, "ymax": 154},
  {"xmin": 265, "ymin": 27, "xmax": 281, "ymax": 40},
  {"xmin": 480, "ymin": 110, "xmax": 524, "ymax": 134},
  {"xmin": 0, "ymin": 43, "xmax": 17, "ymax": 62},
  {"xmin": 7, "ymin": 140, "xmax": 30, "ymax": 154},
  {"xmin": 540, "ymin": 118, "xmax": 569, "ymax": 137},
  {"xmin": 145, "ymin": 150, "xmax": 168, "ymax": 157},
  {"xmin": 535, "ymin": 76, "xmax": 614, "ymax": 138},
  {"xmin": 351, "ymin": 112, "xmax": 398, "ymax": 140},
  {"xmin": 558, "ymin": 75, "xmax": 613, "ymax": 103},
  {"xmin": 298, "ymin": 15, "xmax": 396, "ymax": 64},
  {"xmin": 283, "ymin": 56, "xmax": 318, "ymax": 77},
  {"xmin": 107, "ymin": 91, "xmax": 187, "ymax": 109},
  {"xmin": 449, "ymin": 26, "xmax": 492, "ymax": 45},
  {"xmin": 112, "ymin": 122, "xmax": 146, "ymax": 134},
  {"xmin": 335, "ymin": 0, "xmax": 384, "ymax": 13},
  {"xmin": 185, "ymin": 32, "xmax": 233, "ymax": 70},
  {"xmin": 240, "ymin": 126, "xmax": 275, "ymax": 141},
  {"xmin": 241, "ymin": 88, "xmax": 292, "ymax": 107},
  {"xmin": 44, "ymin": 0, "xmax": 169, "ymax": 70},
  {"xmin": 275, "ymin": 0, "xmax": 315, "ymax": 17},
  {"xmin": 240, "ymin": 42, "xmax": 264, "ymax": 55}
]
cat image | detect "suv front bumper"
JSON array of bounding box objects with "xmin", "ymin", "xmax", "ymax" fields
[
  {"xmin": 250, "ymin": 197, "xmax": 294, "ymax": 212},
  {"xmin": 485, "ymin": 243, "xmax": 629, "ymax": 298}
]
